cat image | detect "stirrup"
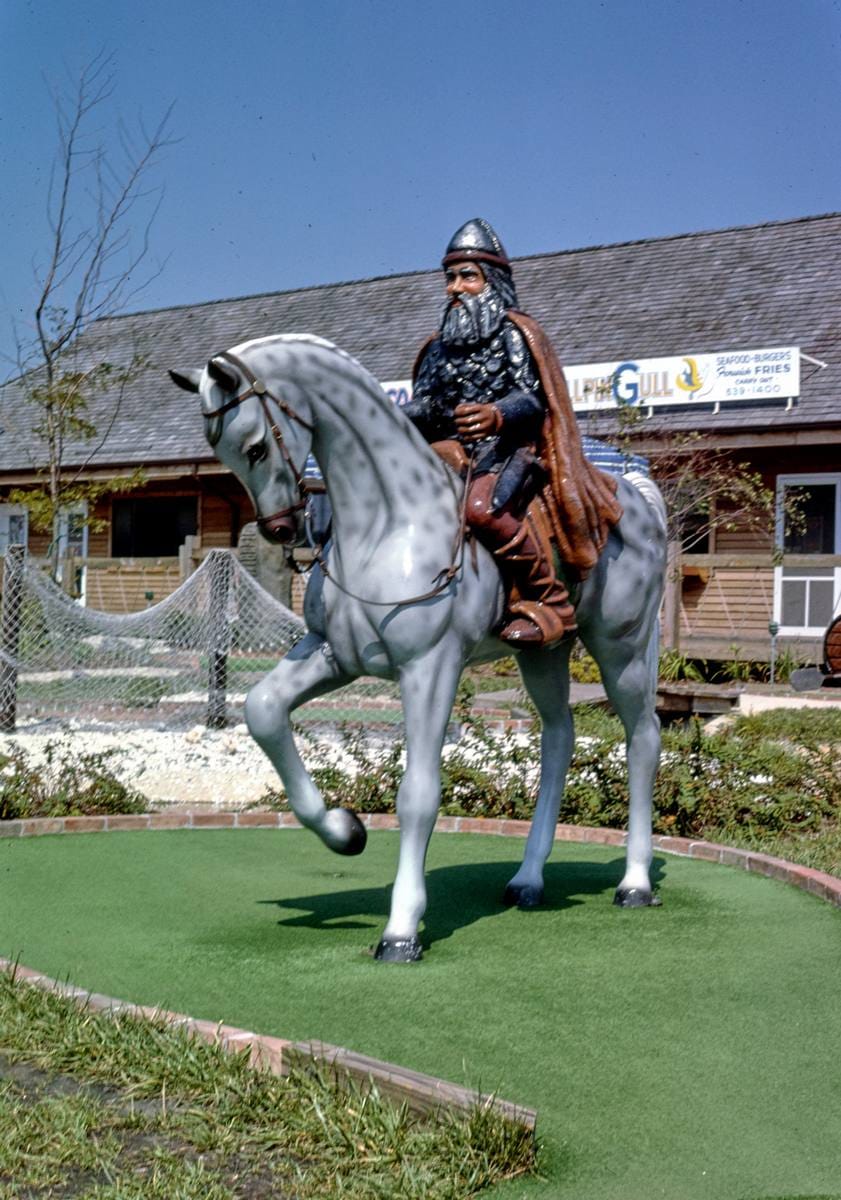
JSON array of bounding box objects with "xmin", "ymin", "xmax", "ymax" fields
[{"xmin": 500, "ymin": 599, "xmax": 576, "ymax": 648}]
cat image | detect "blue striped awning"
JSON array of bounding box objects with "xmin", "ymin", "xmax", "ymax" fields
[{"xmin": 581, "ymin": 436, "xmax": 649, "ymax": 477}]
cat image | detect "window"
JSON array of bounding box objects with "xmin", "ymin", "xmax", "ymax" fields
[
  {"xmin": 774, "ymin": 475, "xmax": 841, "ymax": 635},
  {"xmin": 0, "ymin": 505, "xmax": 28, "ymax": 555},
  {"xmin": 112, "ymin": 497, "xmax": 198, "ymax": 557}
]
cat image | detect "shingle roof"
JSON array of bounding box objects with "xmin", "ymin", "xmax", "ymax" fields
[{"xmin": 1, "ymin": 212, "xmax": 838, "ymax": 472}]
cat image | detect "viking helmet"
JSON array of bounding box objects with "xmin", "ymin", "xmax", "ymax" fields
[{"xmin": 442, "ymin": 218, "xmax": 511, "ymax": 271}]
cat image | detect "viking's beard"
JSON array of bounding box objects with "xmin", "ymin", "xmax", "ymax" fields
[{"xmin": 441, "ymin": 286, "xmax": 506, "ymax": 347}]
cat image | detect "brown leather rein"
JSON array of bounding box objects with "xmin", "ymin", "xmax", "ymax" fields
[{"xmin": 205, "ymin": 349, "xmax": 473, "ymax": 607}]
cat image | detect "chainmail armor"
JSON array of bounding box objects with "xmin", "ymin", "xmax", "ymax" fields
[{"xmin": 407, "ymin": 320, "xmax": 544, "ymax": 461}]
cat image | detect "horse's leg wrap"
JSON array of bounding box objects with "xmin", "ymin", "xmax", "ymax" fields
[{"xmin": 466, "ymin": 475, "xmax": 576, "ymax": 647}]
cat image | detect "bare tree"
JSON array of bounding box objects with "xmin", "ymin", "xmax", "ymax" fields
[
  {"xmin": 585, "ymin": 399, "xmax": 783, "ymax": 555},
  {"xmin": 8, "ymin": 52, "xmax": 175, "ymax": 575},
  {"xmin": 645, "ymin": 431, "xmax": 777, "ymax": 554}
]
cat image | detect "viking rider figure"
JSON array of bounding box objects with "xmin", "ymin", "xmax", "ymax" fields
[{"xmin": 404, "ymin": 218, "xmax": 623, "ymax": 647}]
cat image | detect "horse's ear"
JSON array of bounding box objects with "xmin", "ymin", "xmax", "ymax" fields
[
  {"xmin": 207, "ymin": 357, "xmax": 239, "ymax": 393},
  {"xmin": 169, "ymin": 368, "xmax": 202, "ymax": 393}
]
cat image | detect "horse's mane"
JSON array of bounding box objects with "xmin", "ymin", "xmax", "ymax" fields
[
  {"xmin": 221, "ymin": 332, "xmax": 457, "ymax": 497},
  {"xmin": 231, "ymin": 333, "xmax": 370, "ymax": 378}
]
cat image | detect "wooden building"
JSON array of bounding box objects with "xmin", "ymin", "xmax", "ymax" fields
[{"xmin": 1, "ymin": 212, "xmax": 838, "ymax": 659}]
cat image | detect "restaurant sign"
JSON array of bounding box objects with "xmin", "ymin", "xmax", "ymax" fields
[
  {"xmin": 382, "ymin": 346, "xmax": 800, "ymax": 413},
  {"xmin": 564, "ymin": 346, "xmax": 800, "ymax": 410}
]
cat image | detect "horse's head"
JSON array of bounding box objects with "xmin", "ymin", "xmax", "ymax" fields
[{"xmin": 170, "ymin": 350, "xmax": 314, "ymax": 546}]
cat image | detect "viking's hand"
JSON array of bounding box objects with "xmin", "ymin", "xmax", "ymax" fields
[{"xmin": 454, "ymin": 403, "xmax": 503, "ymax": 439}]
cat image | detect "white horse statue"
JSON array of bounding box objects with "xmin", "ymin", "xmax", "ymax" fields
[{"xmin": 171, "ymin": 334, "xmax": 667, "ymax": 962}]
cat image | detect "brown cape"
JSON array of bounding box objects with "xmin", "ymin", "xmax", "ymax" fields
[
  {"xmin": 506, "ymin": 311, "xmax": 622, "ymax": 575},
  {"xmin": 412, "ymin": 313, "xmax": 623, "ymax": 576}
]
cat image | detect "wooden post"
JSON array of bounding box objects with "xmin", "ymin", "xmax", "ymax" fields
[
  {"xmin": 0, "ymin": 545, "xmax": 26, "ymax": 732},
  {"xmin": 662, "ymin": 540, "xmax": 682, "ymax": 651},
  {"xmin": 206, "ymin": 550, "xmax": 232, "ymax": 729},
  {"xmin": 61, "ymin": 552, "xmax": 77, "ymax": 597},
  {"xmin": 179, "ymin": 534, "xmax": 199, "ymax": 584}
]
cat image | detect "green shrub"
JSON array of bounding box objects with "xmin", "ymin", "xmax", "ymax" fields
[
  {"xmin": 658, "ymin": 649, "xmax": 706, "ymax": 682},
  {"xmin": 568, "ymin": 646, "xmax": 602, "ymax": 683},
  {"xmin": 259, "ymin": 705, "xmax": 841, "ymax": 851},
  {"xmin": 653, "ymin": 718, "xmax": 839, "ymax": 837},
  {"xmin": 732, "ymin": 708, "xmax": 841, "ymax": 748},
  {"xmin": 0, "ymin": 741, "xmax": 147, "ymax": 820}
]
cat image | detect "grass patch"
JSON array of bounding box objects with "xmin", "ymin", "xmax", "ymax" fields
[
  {"xmin": 0, "ymin": 968, "xmax": 535, "ymax": 1199},
  {"xmin": 4, "ymin": 831, "xmax": 841, "ymax": 1199}
]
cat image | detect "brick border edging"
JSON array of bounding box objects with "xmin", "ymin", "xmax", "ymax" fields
[
  {"xmin": 0, "ymin": 955, "xmax": 535, "ymax": 1133},
  {"xmin": 3, "ymin": 810, "xmax": 840, "ymax": 1137},
  {"xmin": 2, "ymin": 808, "xmax": 839, "ymax": 909}
]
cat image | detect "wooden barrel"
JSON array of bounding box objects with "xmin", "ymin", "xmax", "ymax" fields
[{"xmin": 823, "ymin": 614, "xmax": 841, "ymax": 675}]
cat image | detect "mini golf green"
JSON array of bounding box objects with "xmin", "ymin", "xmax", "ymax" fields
[{"xmin": 2, "ymin": 828, "xmax": 840, "ymax": 1200}]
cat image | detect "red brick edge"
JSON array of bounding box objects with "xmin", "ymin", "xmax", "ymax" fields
[
  {"xmin": 0, "ymin": 953, "xmax": 535, "ymax": 1134},
  {"xmin": 1, "ymin": 808, "xmax": 839, "ymax": 910},
  {"xmin": 3, "ymin": 809, "xmax": 839, "ymax": 1136}
]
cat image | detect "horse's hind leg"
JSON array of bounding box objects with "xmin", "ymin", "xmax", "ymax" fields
[
  {"xmin": 586, "ymin": 628, "xmax": 661, "ymax": 906},
  {"xmin": 375, "ymin": 643, "xmax": 463, "ymax": 963},
  {"xmin": 244, "ymin": 632, "xmax": 365, "ymax": 855},
  {"xmin": 503, "ymin": 642, "xmax": 574, "ymax": 909}
]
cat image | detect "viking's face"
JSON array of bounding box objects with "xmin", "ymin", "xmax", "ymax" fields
[
  {"xmin": 440, "ymin": 260, "xmax": 506, "ymax": 347},
  {"xmin": 444, "ymin": 260, "xmax": 487, "ymax": 302}
]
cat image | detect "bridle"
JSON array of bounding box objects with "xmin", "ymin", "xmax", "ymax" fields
[
  {"xmin": 205, "ymin": 348, "xmax": 474, "ymax": 607},
  {"xmin": 204, "ymin": 349, "xmax": 315, "ymax": 531}
]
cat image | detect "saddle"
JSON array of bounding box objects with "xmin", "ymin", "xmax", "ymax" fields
[{"xmin": 430, "ymin": 438, "xmax": 562, "ymax": 568}]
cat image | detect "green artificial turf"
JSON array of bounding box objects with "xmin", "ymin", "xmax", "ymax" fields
[{"xmin": 2, "ymin": 828, "xmax": 840, "ymax": 1200}]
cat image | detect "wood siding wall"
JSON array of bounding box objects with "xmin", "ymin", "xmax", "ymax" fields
[
  {"xmin": 83, "ymin": 560, "xmax": 183, "ymax": 613},
  {"xmin": 681, "ymin": 565, "xmax": 775, "ymax": 645}
]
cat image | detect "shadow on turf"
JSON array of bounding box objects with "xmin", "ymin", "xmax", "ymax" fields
[{"xmin": 260, "ymin": 855, "xmax": 667, "ymax": 951}]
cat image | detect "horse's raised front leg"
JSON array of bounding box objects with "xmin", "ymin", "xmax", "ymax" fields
[
  {"xmin": 244, "ymin": 632, "xmax": 366, "ymax": 855},
  {"xmin": 587, "ymin": 630, "xmax": 661, "ymax": 907},
  {"xmin": 503, "ymin": 642, "xmax": 574, "ymax": 909},
  {"xmin": 375, "ymin": 643, "xmax": 463, "ymax": 963}
]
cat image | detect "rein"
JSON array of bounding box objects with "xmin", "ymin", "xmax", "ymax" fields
[
  {"xmin": 311, "ymin": 452, "xmax": 476, "ymax": 607},
  {"xmin": 207, "ymin": 347, "xmax": 475, "ymax": 607}
]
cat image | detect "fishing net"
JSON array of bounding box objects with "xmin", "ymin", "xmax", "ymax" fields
[{"xmin": 0, "ymin": 549, "xmax": 402, "ymax": 730}]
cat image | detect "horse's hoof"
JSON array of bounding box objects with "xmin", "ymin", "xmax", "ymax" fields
[
  {"xmin": 322, "ymin": 808, "xmax": 367, "ymax": 856},
  {"xmin": 503, "ymin": 883, "xmax": 544, "ymax": 909},
  {"xmin": 374, "ymin": 936, "xmax": 423, "ymax": 963},
  {"xmin": 613, "ymin": 886, "xmax": 662, "ymax": 908}
]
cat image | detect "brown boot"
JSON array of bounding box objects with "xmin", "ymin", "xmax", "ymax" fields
[{"xmin": 493, "ymin": 520, "xmax": 577, "ymax": 647}]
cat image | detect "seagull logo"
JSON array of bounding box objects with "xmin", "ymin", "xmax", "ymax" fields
[{"xmin": 676, "ymin": 357, "xmax": 704, "ymax": 393}]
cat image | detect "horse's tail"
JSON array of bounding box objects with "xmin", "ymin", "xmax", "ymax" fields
[
  {"xmin": 624, "ymin": 470, "xmax": 667, "ymax": 701},
  {"xmin": 624, "ymin": 470, "xmax": 667, "ymax": 537}
]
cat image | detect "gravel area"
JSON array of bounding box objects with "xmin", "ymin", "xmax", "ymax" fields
[{"xmin": 0, "ymin": 719, "xmax": 296, "ymax": 810}]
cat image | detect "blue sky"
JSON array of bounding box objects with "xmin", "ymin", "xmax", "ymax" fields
[{"xmin": 1, "ymin": 0, "xmax": 840, "ymax": 372}]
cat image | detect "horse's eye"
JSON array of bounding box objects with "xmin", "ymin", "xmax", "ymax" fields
[{"xmin": 246, "ymin": 440, "xmax": 267, "ymax": 468}]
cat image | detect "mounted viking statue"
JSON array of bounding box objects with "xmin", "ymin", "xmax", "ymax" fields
[
  {"xmin": 405, "ymin": 219, "xmax": 623, "ymax": 646},
  {"xmin": 170, "ymin": 219, "xmax": 668, "ymax": 963}
]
